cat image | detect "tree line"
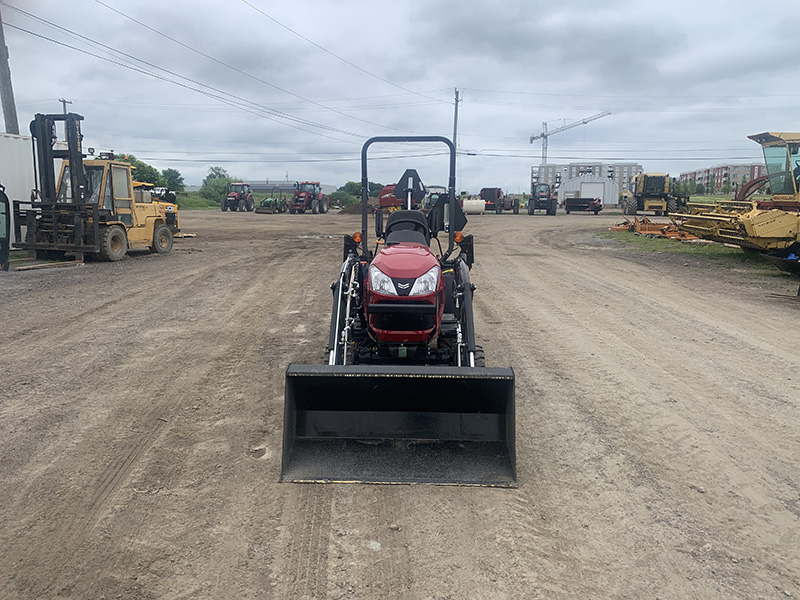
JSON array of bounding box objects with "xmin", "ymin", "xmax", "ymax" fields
[{"xmin": 114, "ymin": 153, "xmax": 185, "ymax": 192}]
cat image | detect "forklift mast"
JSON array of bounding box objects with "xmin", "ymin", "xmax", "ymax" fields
[{"xmin": 30, "ymin": 113, "xmax": 86, "ymax": 204}]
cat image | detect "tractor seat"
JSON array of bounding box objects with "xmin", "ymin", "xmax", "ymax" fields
[{"xmin": 385, "ymin": 209, "xmax": 430, "ymax": 245}]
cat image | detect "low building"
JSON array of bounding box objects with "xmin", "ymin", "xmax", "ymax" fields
[
  {"xmin": 557, "ymin": 175, "xmax": 619, "ymax": 206},
  {"xmin": 534, "ymin": 162, "xmax": 643, "ymax": 193}
]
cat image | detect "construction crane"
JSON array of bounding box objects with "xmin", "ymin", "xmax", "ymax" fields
[{"xmin": 529, "ymin": 111, "xmax": 611, "ymax": 164}]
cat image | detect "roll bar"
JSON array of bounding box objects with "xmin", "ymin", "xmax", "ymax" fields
[{"xmin": 360, "ymin": 136, "xmax": 457, "ymax": 257}]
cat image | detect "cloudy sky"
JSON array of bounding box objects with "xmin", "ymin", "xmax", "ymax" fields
[{"xmin": 2, "ymin": 0, "xmax": 798, "ymax": 193}]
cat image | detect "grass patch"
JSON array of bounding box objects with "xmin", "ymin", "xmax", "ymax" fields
[
  {"xmin": 174, "ymin": 191, "xmax": 220, "ymax": 210},
  {"xmin": 597, "ymin": 230, "xmax": 776, "ymax": 270}
]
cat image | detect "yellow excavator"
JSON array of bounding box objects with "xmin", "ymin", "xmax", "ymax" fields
[
  {"xmin": 14, "ymin": 113, "xmax": 177, "ymax": 261},
  {"xmin": 674, "ymin": 133, "xmax": 800, "ymax": 270}
]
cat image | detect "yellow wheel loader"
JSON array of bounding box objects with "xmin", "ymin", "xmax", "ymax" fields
[{"xmin": 13, "ymin": 113, "xmax": 176, "ymax": 262}]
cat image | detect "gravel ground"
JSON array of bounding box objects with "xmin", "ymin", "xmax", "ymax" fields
[{"xmin": 1, "ymin": 209, "xmax": 798, "ymax": 599}]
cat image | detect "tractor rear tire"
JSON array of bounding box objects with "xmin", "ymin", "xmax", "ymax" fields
[
  {"xmin": 246, "ymin": 197, "xmax": 255, "ymax": 211},
  {"xmin": 513, "ymin": 200, "xmax": 519, "ymax": 214},
  {"xmin": 150, "ymin": 224, "xmax": 173, "ymax": 255},
  {"xmin": 238, "ymin": 199, "xmax": 246, "ymax": 212},
  {"xmin": 319, "ymin": 197, "xmax": 328, "ymax": 214},
  {"xmin": 625, "ymin": 196, "xmax": 638, "ymax": 216},
  {"xmin": 98, "ymin": 225, "xmax": 127, "ymax": 262},
  {"xmin": 495, "ymin": 205, "xmax": 502, "ymax": 215}
]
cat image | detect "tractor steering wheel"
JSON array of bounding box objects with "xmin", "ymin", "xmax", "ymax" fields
[{"xmin": 386, "ymin": 218, "xmax": 428, "ymax": 235}]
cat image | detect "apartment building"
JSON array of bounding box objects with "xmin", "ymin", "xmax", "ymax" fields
[{"xmin": 679, "ymin": 163, "xmax": 766, "ymax": 192}]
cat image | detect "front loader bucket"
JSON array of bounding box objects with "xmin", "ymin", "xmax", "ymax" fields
[{"xmin": 281, "ymin": 364, "xmax": 516, "ymax": 486}]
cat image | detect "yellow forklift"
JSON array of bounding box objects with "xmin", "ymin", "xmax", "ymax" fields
[{"xmin": 14, "ymin": 113, "xmax": 176, "ymax": 262}]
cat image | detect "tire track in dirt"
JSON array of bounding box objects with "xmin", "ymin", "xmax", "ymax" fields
[
  {"xmin": 1, "ymin": 243, "xmax": 298, "ymax": 598},
  {"xmin": 471, "ymin": 225, "xmax": 799, "ymax": 596}
]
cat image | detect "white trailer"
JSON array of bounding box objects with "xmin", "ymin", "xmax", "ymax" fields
[{"xmin": 0, "ymin": 133, "xmax": 35, "ymax": 244}]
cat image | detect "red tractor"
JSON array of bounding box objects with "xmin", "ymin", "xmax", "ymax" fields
[
  {"xmin": 223, "ymin": 182, "xmax": 255, "ymax": 212},
  {"xmin": 528, "ymin": 183, "xmax": 558, "ymax": 215},
  {"xmin": 480, "ymin": 187, "xmax": 519, "ymax": 214},
  {"xmin": 281, "ymin": 136, "xmax": 516, "ymax": 487},
  {"xmin": 289, "ymin": 181, "xmax": 329, "ymax": 214}
]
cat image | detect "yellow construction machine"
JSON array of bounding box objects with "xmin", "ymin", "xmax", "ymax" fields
[
  {"xmin": 14, "ymin": 113, "xmax": 177, "ymax": 261},
  {"xmin": 674, "ymin": 133, "xmax": 800, "ymax": 258},
  {"xmin": 625, "ymin": 173, "xmax": 687, "ymax": 216}
]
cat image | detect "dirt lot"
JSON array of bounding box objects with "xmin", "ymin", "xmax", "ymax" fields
[{"xmin": 1, "ymin": 209, "xmax": 799, "ymax": 599}]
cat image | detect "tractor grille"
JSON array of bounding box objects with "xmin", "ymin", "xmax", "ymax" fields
[{"xmin": 371, "ymin": 301, "xmax": 435, "ymax": 331}]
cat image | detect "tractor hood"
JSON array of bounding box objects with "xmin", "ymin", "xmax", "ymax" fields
[{"xmin": 371, "ymin": 244, "xmax": 439, "ymax": 279}]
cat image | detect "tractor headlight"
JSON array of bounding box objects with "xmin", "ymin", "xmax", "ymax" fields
[
  {"xmin": 369, "ymin": 265, "xmax": 398, "ymax": 295},
  {"xmin": 409, "ymin": 266, "xmax": 440, "ymax": 296}
]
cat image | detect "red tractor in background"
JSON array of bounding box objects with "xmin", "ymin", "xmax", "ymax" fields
[
  {"xmin": 480, "ymin": 187, "xmax": 519, "ymax": 214},
  {"xmin": 223, "ymin": 182, "xmax": 255, "ymax": 212},
  {"xmin": 528, "ymin": 183, "xmax": 558, "ymax": 216},
  {"xmin": 290, "ymin": 181, "xmax": 329, "ymax": 214}
]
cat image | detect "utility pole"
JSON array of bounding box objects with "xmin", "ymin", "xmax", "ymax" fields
[
  {"xmin": 0, "ymin": 7, "xmax": 20, "ymax": 134},
  {"xmin": 59, "ymin": 98, "xmax": 72, "ymax": 114},
  {"xmin": 452, "ymin": 88, "xmax": 460, "ymax": 149}
]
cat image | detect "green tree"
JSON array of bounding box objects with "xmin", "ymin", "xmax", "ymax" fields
[
  {"xmin": 338, "ymin": 181, "xmax": 383, "ymax": 197},
  {"xmin": 161, "ymin": 168, "xmax": 185, "ymax": 192},
  {"xmin": 708, "ymin": 174, "xmax": 715, "ymax": 194},
  {"xmin": 695, "ymin": 182, "xmax": 705, "ymax": 195},
  {"xmin": 115, "ymin": 152, "xmax": 160, "ymax": 184},
  {"xmin": 688, "ymin": 181, "xmax": 697, "ymax": 195},
  {"xmin": 741, "ymin": 174, "xmax": 748, "ymax": 186},
  {"xmin": 200, "ymin": 166, "xmax": 233, "ymax": 202},
  {"xmin": 368, "ymin": 182, "xmax": 383, "ymax": 197},
  {"xmin": 722, "ymin": 182, "xmax": 732, "ymax": 194},
  {"xmin": 338, "ymin": 181, "xmax": 361, "ymax": 196}
]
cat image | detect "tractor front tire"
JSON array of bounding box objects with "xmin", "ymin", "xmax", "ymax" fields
[
  {"xmin": 98, "ymin": 225, "xmax": 128, "ymax": 262},
  {"xmin": 625, "ymin": 196, "xmax": 638, "ymax": 216},
  {"xmin": 312, "ymin": 198, "xmax": 319, "ymax": 214},
  {"xmin": 238, "ymin": 199, "xmax": 246, "ymax": 212},
  {"xmin": 150, "ymin": 224, "xmax": 173, "ymax": 255},
  {"xmin": 473, "ymin": 345, "xmax": 486, "ymax": 368},
  {"xmin": 667, "ymin": 198, "xmax": 678, "ymax": 214},
  {"xmin": 513, "ymin": 200, "xmax": 519, "ymax": 214}
]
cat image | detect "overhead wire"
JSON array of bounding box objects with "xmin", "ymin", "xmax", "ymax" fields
[
  {"xmin": 239, "ymin": 0, "xmax": 447, "ymax": 105},
  {"xmin": 1, "ymin": 3, "xmax": 365, "ymax": 142},
  {"xmin": 93, "ymin": 0, "xmax": 430, "ymax": 134}
]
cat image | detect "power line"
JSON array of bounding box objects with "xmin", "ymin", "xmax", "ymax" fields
[
  {"xmin": 464, "ymin": 87, "xmax": 800, "ymax": 100},
  {"xmin": 1, "ymin": 5, "xmax": 365, "ymax": 142},
  {"xmin": 240, "ymin": 0, "xmax": 446, "ymax": 105},
  {"xmin": 136, "ymin": 151, "xmax": 450, "ymax": 164},
  {"xmin": 93, "ymin": 0, "xmax": 424, "ymax": 134}
]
